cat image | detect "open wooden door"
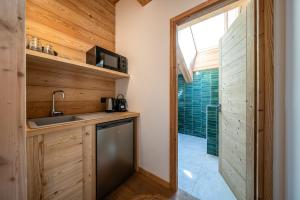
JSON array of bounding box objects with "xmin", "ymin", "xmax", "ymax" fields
[{"xmin": 219, "ymin": 1, "xmax": 255, "ymax": 200}]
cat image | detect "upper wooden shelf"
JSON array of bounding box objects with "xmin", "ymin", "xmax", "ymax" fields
[{"xmin": 26, "ymin": 49, "xmax": 130, "ymax": 80}]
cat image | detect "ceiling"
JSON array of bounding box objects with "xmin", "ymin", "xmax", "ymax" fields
[{"xmin": 108, "ymin": 0, "xmax": 152, "ymax": 6}]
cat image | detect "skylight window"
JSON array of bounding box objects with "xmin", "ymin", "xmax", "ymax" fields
[
  {"xmin": 178, "ymin": 27, "xmax": 197, "ymax": 69},
  {"xmin": 228, "ymin": 7, "xmax": 240, "ymax": 29},
  {"xmin": 191, "ymin": 13, "xmax": 225, "ymax": 51},
  {"xmin": 177, "ymin": 7, "xmax": 240, "ymax": 75}
]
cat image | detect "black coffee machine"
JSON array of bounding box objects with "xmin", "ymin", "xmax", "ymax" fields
[{"xmin": 115, "ymin": 94, "xmax": 127, "ymax": 112}]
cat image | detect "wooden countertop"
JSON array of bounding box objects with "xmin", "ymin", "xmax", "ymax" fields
[{"xmin": 26, "ymin": 112, "xmax": 140, "ymax": 137}]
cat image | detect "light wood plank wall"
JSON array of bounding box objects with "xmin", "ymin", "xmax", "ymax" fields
[
  {"xmin": 26, "ymin": 0, "xmax": 117, "ymax": 119},
  {"xmin": 0, "ymin": 0, "xmax": 27, "ymax": 199},
  {"xmin": 26, "ymin": 0, "xmax": 115, "ymax": 62},
  {"xmin": 27, "ymin": 66, "xmax": 115, "ymax": 118},
  {"xmin": 193, "ymin": 48, "xmax": 220, "ymax": 71},
  {"xmin": 219, "ymin": 9, "xmax": 247, "ymax": 200}
]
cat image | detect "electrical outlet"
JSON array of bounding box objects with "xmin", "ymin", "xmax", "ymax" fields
[{"xmin": 100, "ymin": 97, "xmax": 106, "ymax": 103}]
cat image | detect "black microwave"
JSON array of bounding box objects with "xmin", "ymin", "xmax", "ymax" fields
[{"xmin": 86, "ymin": 46, "xmax": 128, "ymax": 73}]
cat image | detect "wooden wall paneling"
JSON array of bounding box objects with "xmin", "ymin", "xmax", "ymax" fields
[
  {"xmin": 26, "ymin": 0, "xmax": 116, "ymax": 62},
  {"xmin": 82, "ymin": 125, "xmax": 96, "ymax": 200},
  {"xmin": 27, "ymin": 101, "xmax": 104, "ymax": 119},
  {"xmin": 193, "ymin": 48, "xmax": 220, "ymax": 71},
  {"xmin": 75, "ymin": 0, "xmax": 115, "ymax": 30},
  {"xmin": 26, "ymin": 65, "xmax": 115, "ymax": 119},
  {"xmin": 26, "ymin": 1, "xmax": 115, "ymax": 43},
  {"xmin": 26, "ymin": 19, "xmax": 94, "ymax": 54},
  {"xmin": 27, "ymin": 0, "xmax": 115, "ymax": 40},
  {"xmin": 26, "ymin": 34, "xmax": 86, "ymax": 62},
  {"xmin": 0, "ymin": 0, "xmax": 26, "ymax": 199},
  {"xmin": 26, "ymin": 0, "xmax": 118, "ymax": 119},
  {"xmin": 95, "ymin": 0, "xmax": 116, "ymax": 15},
  {"xmin": 27, "ymin": 65, "xmax": 116, "ymax": 89}
]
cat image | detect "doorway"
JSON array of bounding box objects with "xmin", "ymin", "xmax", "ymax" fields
[
  {"xmin": 170, "ymin": 0, "xmax": 274, "ymax": 200},
  {"xmin": 177, "ymin": 4, "xmax": 242, "ymax": 200}
]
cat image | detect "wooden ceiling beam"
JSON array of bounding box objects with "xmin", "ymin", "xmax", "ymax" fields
[
  {"xmin": 107, "ymin": 0, "xmax": 120, "ymax": 5},
  {"xmin": 137, "ymin": 0, "xmax": 152, "ymax": 6},
  {"xmin": 108, "ymin": 0, "xmax": 152, "ymax": 6}
]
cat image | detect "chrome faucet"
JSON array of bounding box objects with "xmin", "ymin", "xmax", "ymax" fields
[{"xmin": 52, "ymin": 90, "xmax": 65, "ymax": 117}]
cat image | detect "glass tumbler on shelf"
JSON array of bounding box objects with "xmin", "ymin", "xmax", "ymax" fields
[
  {"xmin": 43, "ymin": 44, "xmax": 54, "ymax": 55},
  {"xmin": 29, "ymin": 37, "xmax": 42, "ymax": 52}
]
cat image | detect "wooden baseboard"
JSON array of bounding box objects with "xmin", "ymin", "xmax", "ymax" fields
[{"xmin": 138, "ymin": 168, "xmax": 171, "ymax": 189}]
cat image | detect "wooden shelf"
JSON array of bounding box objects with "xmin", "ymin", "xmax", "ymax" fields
[{"xmin": 26, "ymin": 49, "xmax": 130, "ymax": 79}]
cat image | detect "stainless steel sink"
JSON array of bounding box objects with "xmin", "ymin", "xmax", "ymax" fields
[{"xmin": 27, "ymin": 115, "xmax": 83, "ymax": 128}]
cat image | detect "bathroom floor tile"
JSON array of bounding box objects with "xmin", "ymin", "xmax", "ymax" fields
[{"xmin": 178, "ymin": 133, "xmax": 236, "ymax": 200}]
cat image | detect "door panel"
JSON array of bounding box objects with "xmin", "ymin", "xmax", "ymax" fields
[{"xmin": 219, "ymin": 1, "xmax": 255, "ymax": 199}]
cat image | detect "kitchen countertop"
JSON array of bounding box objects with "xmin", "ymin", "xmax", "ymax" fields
[{"xmin": 26, "ymin": 112, "xmax": 140, "ymax": 137}]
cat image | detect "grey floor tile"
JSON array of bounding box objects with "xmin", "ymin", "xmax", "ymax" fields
[{"xmin": 178, "ymin": 133, "xmax": 236, "ymax": 200}]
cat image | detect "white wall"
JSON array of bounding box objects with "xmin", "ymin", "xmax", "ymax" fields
[
  {"xmin": 115, "ymin": 0, "xmax": 205, "ymax": 181},
  {"xmin": 115, "ymin": 2, "xmax": 297, "ymax": 198},
  {"xmin": 286, "ymin": 0, "xmax": 300, "ymax": 199}
]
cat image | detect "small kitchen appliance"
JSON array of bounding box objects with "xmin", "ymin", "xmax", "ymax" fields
[
  {"xmin": 96, "ymin": 119, "xmax": 134, "ymax": 199},
  {"xmin": 105, "ymin": 97, "xmax": 115, "ymax": 113},
  {"xmin": 86, "ymin": 46, "xmax": 128, "ymax": 73},
  {"xmin": 115, "ymin": 94, "xmax": 127, "ymax": 112}
]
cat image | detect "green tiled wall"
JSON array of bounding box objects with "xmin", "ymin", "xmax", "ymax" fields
[
  {"xmin": 207, "ymin": 105, "xmax": 219, "ymax": 156},
  {"xmin": 178, "ymin": 68, "xmax": 219, "ymax": 156}
]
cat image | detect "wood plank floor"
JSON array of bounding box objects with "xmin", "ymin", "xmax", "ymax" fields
[{"xmin": 105, "ymin": 173, "xmax": 198, "ymax": 200}]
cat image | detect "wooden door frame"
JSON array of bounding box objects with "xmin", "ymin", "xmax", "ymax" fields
[{"xmin": 169, "ymin": 0, "xmax": 274, "ymax": 199}]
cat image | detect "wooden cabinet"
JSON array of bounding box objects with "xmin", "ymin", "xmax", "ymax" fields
[{"xmin": 27, "ymin": 125, "xmax": 96, "ymax": 200}]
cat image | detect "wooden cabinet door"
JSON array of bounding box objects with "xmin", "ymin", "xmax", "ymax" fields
[
  {"xmin": 43, "ymin": 128, "xmax": 84, "ymax": 200},
  {"xmin": 27, "ymin": 125, "xmax": 95, "ymax": 200},
  {"xmin": 219, "ymin": 1, "xmax": 255, "ymax": 200}
]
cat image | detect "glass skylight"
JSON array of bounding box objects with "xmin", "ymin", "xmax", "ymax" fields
[
  {"xmin": 177, "ymin": 7, "xmax": 240, "ymax": 73},
  {"xmin": 178, "ymin": 27, "xmax": 197, "ymax": 69},
  {"xmin": 228, "ymin": 7, "xmax": 240, "ymax": 28},
  {"xmin": 191, "ymin": 13, "xmax": 225, "ymax": 51}
]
